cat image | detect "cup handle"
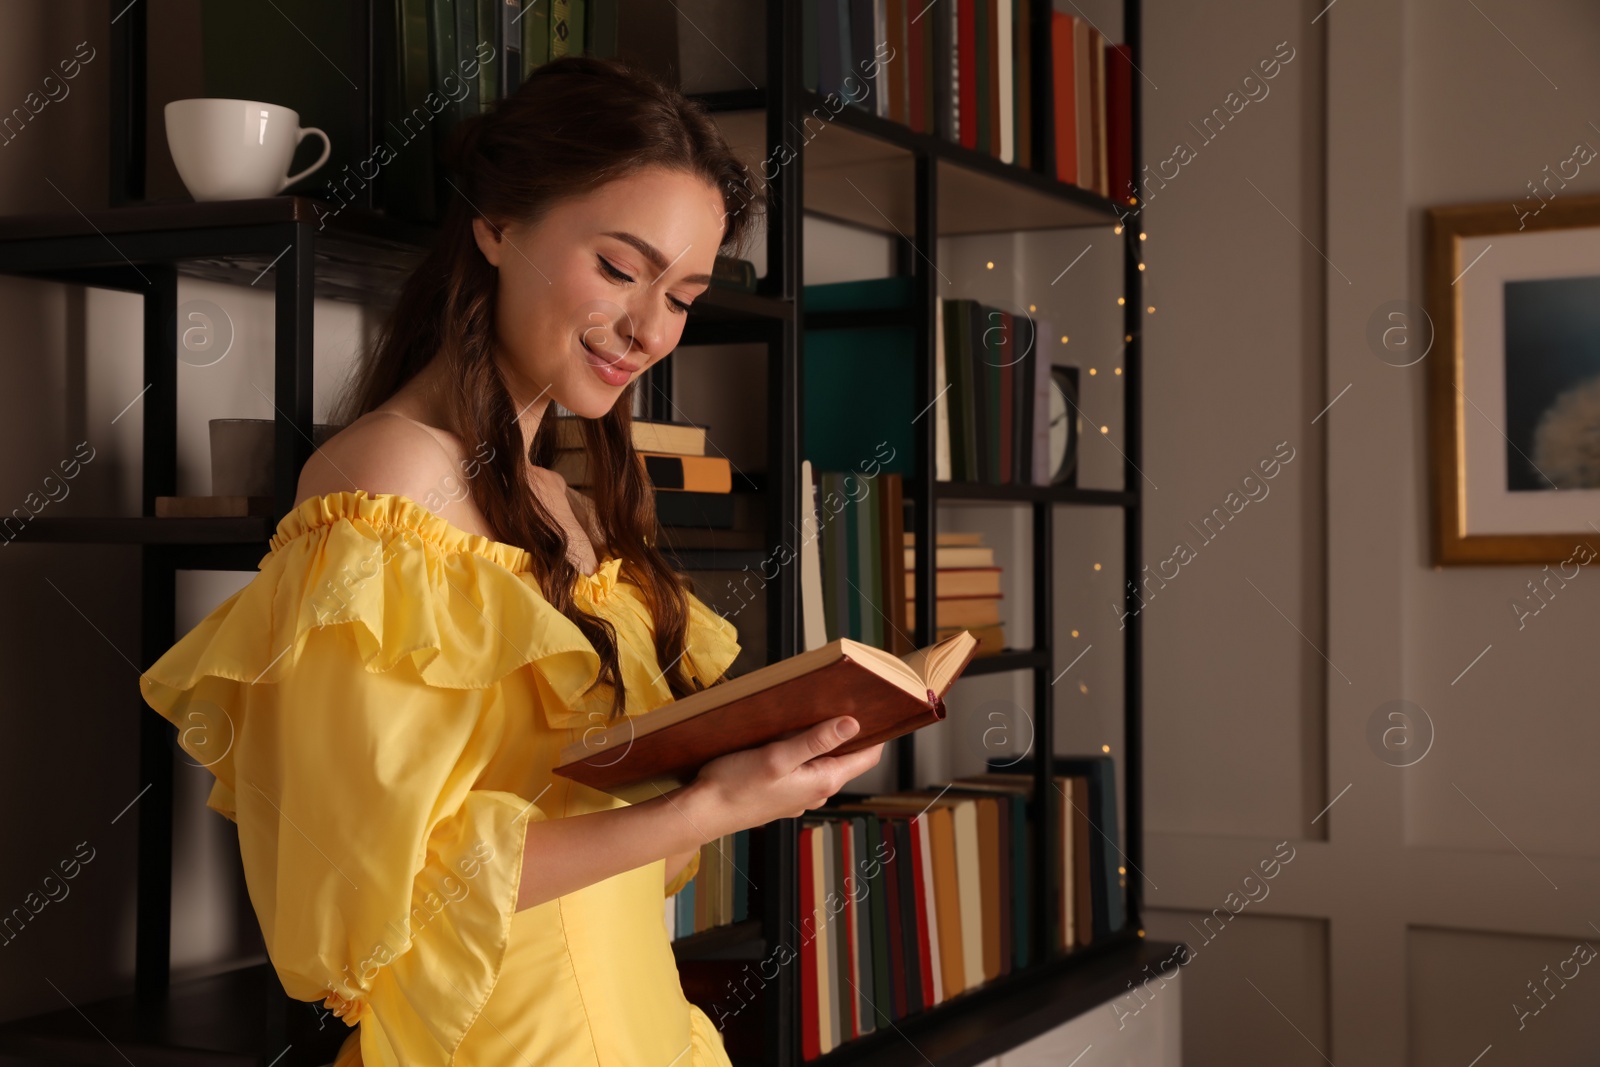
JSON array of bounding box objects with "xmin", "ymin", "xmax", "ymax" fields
[{"xmin": 279, "ymin": 126, "xmax": 331, "ymax": 193}]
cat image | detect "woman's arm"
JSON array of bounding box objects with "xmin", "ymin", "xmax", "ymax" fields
[
  {"xmin": 517, "ymin": 783, "xmax": 717, "ymax": 911},
  {"xmin": 517, "ymin": 715, "xmax": 886, "ymax": 911}
]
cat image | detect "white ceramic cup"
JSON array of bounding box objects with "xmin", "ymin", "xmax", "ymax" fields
[{"xmin": 164, "ymin": 98, "xmax": 331, "ymax": 201}]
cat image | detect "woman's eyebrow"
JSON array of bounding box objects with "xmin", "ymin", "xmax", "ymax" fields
[{"xmin": 602, "ymin": 230, "xmax": 713, "ymax": 285}]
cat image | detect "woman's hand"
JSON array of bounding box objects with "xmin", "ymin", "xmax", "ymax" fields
[{"xmin": 682, "ymin": 716, "xmax": 886, "ymax": 842}]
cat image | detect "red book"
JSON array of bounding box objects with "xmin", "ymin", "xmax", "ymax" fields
[
  {"xmin": 907, "ymin": 813, "xmax": 937, "ymax": 1008},
  {"xmin": 841, "ymin": 819, "xmax": 860, "ymax": 1039},
  {"xmin": 999, "ymin": 309, "xmax": 1014, "ymax": 484},
  {"xmin": 1106, "ymin": 42, "xmax": 1133, "ymax": 206},
  {"xmin": 800, "ymin": 825, "xmax": 819, "ymax": 1061},
  {"xmin": 908, "ymin": 0, "xmax": 925, "ymax": 132},
  {"xmin": 985, "ymin": 0, "xmax": 1000, "ymax": 157},
  {"xmin": 1051, "ymin": 12, "xmax": 1079, "ymax": 184},
  {"xmin": 957, "ymin": 0, "xmax": 977, "ymax": 149},
  {"xmin": 882, "ymin": 818, "xmax": 907, "ymax": 1020}
]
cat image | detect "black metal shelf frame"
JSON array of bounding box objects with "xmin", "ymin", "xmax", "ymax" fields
[{"xmin": 757, "ymin": 0, "xmax": 1149, "ymax": 1062}]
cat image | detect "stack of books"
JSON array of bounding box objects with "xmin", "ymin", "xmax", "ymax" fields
[
  {"xmin": 665, "ymin": 829, "xmax": 754, "ymax": 942},
  {"xmin": 796, "ymin": 757, "xmax": 1126, "ymax": 1060},
  {"xmin": 552, "ymin": 417, "xmax": 742, "ymax": 531},
  {"xmin": 904, "ymin": 530, "xmax": 1005, "ymax": 656},
  {"xmin": 798, "ymin": 0, "xmax": 1133, "ymax": 198}
]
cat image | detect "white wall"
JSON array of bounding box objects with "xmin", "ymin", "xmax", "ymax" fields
[{"xmin": 1140, "ymin": 0, "xmax": 1600, "ymax": 1062}]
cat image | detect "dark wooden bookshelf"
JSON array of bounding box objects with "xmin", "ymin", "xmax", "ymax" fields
[{"xmin": 0, "ymin": 1, "xmax": 1164, "ymax": 1065}]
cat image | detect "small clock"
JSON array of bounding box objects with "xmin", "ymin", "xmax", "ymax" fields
[{"xmin": 1047, "ymin": 364, "xmax": 1081, "ymax": 486}]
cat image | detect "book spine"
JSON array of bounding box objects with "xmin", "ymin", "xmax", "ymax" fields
[
  {"xmin": 550, "ymin": 0, "xmax": 573, "ymax": 58},
  {"xmin": 522, "ymin": 0, "xmax": 549, "ymax": 74},
  {"xmin": 1013, "ymin": 313, "xmax": 1031, "ymax": 484},
  {"xmin": 589, "ymin": 0, "xmax": 618, "ymax": 58},
  {"xmin": 1015, "ymin": 0, "xmax": 1030, "ymax": 170},
  {"xmin": 967, "ymin": 301, "xmax": 989, "ymax": 484},
  {"xmin": 999, "ymin": 309, "xmax": 1013, "ymax": 484},
  {"xmin": 456, "ymin": 0, "xmax": 479, "ymax": 118},
  {"xmin": 500, "ymin": 0, "xmax": 522, "ymax": 98},
  {"xmin": 800, "ymin": 825, "xmax": 819, "ymax": 1061}
]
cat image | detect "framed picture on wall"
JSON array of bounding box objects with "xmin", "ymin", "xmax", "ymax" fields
[{"xmin": 1426, "ymin": 191, "xmax": 1600, "ymax": 565}]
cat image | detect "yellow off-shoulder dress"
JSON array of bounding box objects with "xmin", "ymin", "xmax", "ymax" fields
[{"xmin": 137, "ymin": 490, "xmax": 742, "ymax": 1067}]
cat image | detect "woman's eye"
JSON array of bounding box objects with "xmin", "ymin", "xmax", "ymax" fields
[{"xmin": 598, "ymin": 255, "xmax": 633, "ymax": 283}]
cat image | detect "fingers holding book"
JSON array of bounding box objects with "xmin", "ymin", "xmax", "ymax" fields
[{"xmin": 686, "ymin": 715, "xmax": 887, "ymax": 836}]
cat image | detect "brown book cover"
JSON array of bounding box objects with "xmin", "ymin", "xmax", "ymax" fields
[{"xmin": 553, "ymin": 631, "xmax": 981, "ymax": 804}]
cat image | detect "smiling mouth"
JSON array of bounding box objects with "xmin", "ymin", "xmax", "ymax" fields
[{"xmin": 582, "ymin": 337, "xmax": 640, "ymax": 374}]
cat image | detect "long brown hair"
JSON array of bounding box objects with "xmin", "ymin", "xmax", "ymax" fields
[{"xmin": 333, "ymin": 56, "xmax": 765, "ymax": 722}]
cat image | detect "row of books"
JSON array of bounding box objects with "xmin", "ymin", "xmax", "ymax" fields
[
  {"xmin": 802, "ymin": 279, "xmax": 1063, "ymax": 488},
  {"xmin": 811, "ymin": 469, "xmax": 910, "ymax": 655},
  {"xmin": 665, "ymin": 828, "xmax": 754, "ymax": 941},
  {"xmin": 798, "ymin": 758, "xmax": 1126, "ymax": 1060},
  {"xmin": 936, "ymin": 296, "xmax": 1059, "ymax": 487},
  {"xmin": 383, "ymin": 0, "xmax": 619, "ymax": 221},
  {"xmin": 799, "ymin": 0, "xmax": 1133, "ymax": 199}
]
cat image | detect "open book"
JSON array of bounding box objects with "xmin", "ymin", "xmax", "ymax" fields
[{"xmin": 552, "ymin": 629, "xmax": 981, "ymax": 804}]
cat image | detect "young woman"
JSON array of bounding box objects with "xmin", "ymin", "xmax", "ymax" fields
[{"xmin": 139, "ymin": 56, "xmax": 884, "ymax": 1067}]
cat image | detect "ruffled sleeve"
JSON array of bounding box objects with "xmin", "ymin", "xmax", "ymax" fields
[
  {"xmin": 682, "ymin": 585, "xmax": 742, "ymax": 689},
  {"xmin": 137, "ymin": 492, "xmax": 605, "ymax": 1065}
]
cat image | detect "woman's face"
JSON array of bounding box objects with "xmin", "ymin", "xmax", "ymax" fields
[{"xmin": 471, "ymin": 165, "xmax": 728, "ymax": 420}]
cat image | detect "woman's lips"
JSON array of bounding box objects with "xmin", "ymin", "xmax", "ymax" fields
[{"xmin": 582, "ymin": 337, "xmax": 638, "ymax": 386}]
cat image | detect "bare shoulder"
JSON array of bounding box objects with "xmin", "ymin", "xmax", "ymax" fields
[{"xmin": 294, "ymin": 410, "xmax": 482, "ymax": 514}]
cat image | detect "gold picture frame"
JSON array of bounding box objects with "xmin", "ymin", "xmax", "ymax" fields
[{"xmin": 1426, "ymin": 192, "xmax": 1600, "ymax": 565}]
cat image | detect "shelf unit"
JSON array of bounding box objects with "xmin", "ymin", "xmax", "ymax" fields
[
  {"xmin": 0, "ymin": 1, "xmax": 1181, "ymax": 1064},
  {"xmin": 689, "ymin": 1, "xmax": 1175, "ymax": 1064}
]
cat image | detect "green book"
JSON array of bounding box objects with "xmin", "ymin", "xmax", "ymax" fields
[
  {"xmin": 821, "ymin": 471, "xmax": 842, "ymax": 642},
  {"xmin": 844, "ymin": 474, "xmax": 860, "ymax": 640},
  {"xmin": 478, "ymin": 0, "xmax": 500, "ymax": 109},
  {"xmin": 551, "ymin": 0, "xmax": 571, "ymax": 58},
  {"xmin": 427, "ymin": 0, "xmax": 459, "ymax": 216},
  {"xmin": 588, "ymin": 0, "xmax": 618, "ymax": 58},
  {"xmin": 865, "ymin": 815, "xmax": 892, "ymax": 1025},
  {"xmin": 522, "ymin": 0, "xmax": 549, "ymax": 73},
  {"xmin": 388, "ymin": 0, "xmax": 437, "ymax": 222},
  {"xmin": 551, "ymin": 0, "xmax": 584, "ymax": 58},
  {"xmin": 456, "ymin": 0, "xmax": 479, "ymax": 119},
  {"xmin": 571, "ymin": 0, "xmax": 587, "ymax": 54},
  {"xmin": 858, "ymin": 471, "xmax": 880, "ymax": 648},
  {"xmin": 848, "ymin": 816, "xmax": 874, "ymax": 1033},
  {"xmin": 802, "ymin": 0, "xmax": 819, "ymax": 90}
]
